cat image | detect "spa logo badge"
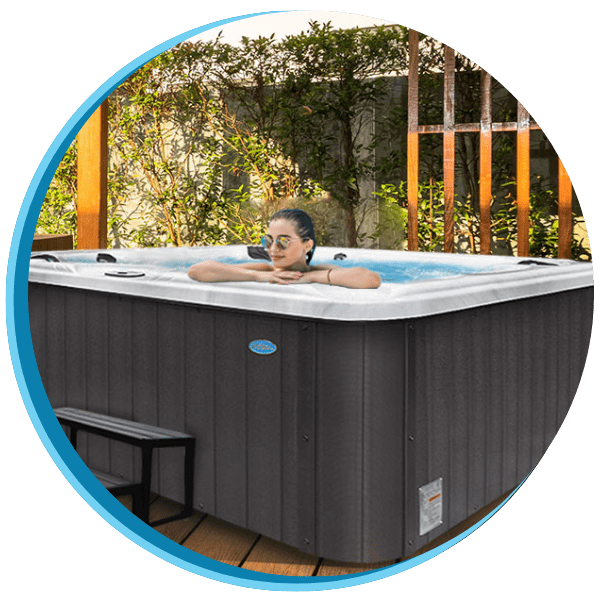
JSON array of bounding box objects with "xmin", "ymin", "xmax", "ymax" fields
[{"xmin": 248, "ymin": 339, "xmax": 277, "ymax": 356}]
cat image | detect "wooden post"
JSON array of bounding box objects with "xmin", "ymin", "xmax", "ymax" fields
[
  {"xmin": 77, "ymin": 100, "xmax": 108, "ymax": 249},
  {"xmin": 516, "ymin": 102, "xmax": 530, "ymax": 257},
  {"xmin": 558, "ymin": 159, "xmax": 573, "ymax": 259},
  {"xmin": 479, "ymin": 71, "xmax": 492, "ymax": 255},
  {"xmin": 407, "ymin": 29, "xmax": 420, "ymax": 252},
  {"xmin": 443, "ymin": 45, "xmax": 456, "ymax": 253}
]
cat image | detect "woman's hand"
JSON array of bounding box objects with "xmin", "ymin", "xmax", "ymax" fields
[{"xmin": 255, "ymin": 269, "xmax": 304, "ymax": 285}]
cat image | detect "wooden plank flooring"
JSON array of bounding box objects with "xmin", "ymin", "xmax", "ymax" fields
[{"xmin": 115, "ymin": 488, "xmax": 514, "ymax": 577}]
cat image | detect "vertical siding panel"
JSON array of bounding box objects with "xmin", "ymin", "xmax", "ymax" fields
[
  {"xmin": 65, "ymin": 290, "xmax": 87, "ymax": 411},
  {"xmin": 541, "ymin": 295, "xmax": 561, "ymax": 452},
  {"xmin": 516, "ymin": 300, "xmax": 533, "ymax": 481},
  {"xmin": 214, "ymin": 311, "xmax": 247, "ymax": 526},
  {"xmin": 561, "ymin": 289, "xmax": 593, "ymax": 428},
  {"xmin": 28, "ymin": 284, "xmax": 47, "ymax": 383},
  {"xmin": 468, "ymin": 308, "xmax": 487, "ymax": 513},
  {"xmin": 131, "ymin": 300, "xmax": 159, "ymax": 491},
  {"xmin": 449, "ymin": 313, "xmax": 469, "ymax": 528},
  {"xmin": 410, "ymin": 322, "xmax": 428, "ymax": 545},
  {"xmin": 292, "ymin": 321, "xmax": 317, "ymax": 555},
  {"xmin": 246, "ymin": 316, "xmax": 283, "ymax": 540},
  {"xmin": 280, "ymin": 320, "xmax": 301, "ymax": 547},
  {"xmin": 502, "ymin": 302, "xmax": 520, "ymax": 491},
  {"xmin": 569, "ymin": 293, "xmax": 583, "ymax": 402},
  {"xmin": 485, "ymin": 297, "xmax": 504, "ymax": 504},
  {"xmin": 64, "ymin": 290, "xmax": 88, "ymax": 461},
  {"xmin": 45, "ymin": 286, "xmax": 66, "ymax": 407},
  {"xmin": 411, "ymin": 316, "xmax": 451, "ymax": 547},
  {"xmin": 156, "ymin": 303, "xmax": 187, "ymax": 502},
  {"xmin": 362, "ymin": 322, "xmax": 405, "ymax": 561},
  {"xmin": 184, "ymin": 308, "xmax": 216, "ymax": 514},
  {"xmin": 543, "ymin": 295, "xmax": 559, "ymax": 453},
  {"xmin": 107, "ymin": 295, "xmax": 134, "ymax": 482},
  {"xmin": 85, "ymin": 293, "xmax": 110, "ymax": 472},
  {"xmin": 569, "ymin": 290, "xmax": 588, "ymax": 403},
  {"xmin": 529, "ymin": 302, "xmax": 547, "ymax": 468},
  {"xmin": 581, "ymin": 289, "xmax": 594, "ymax": 393},
  {"xmin": 556, "ymin": 293, "xmax": 572, "ymax": 429},
  {"xmin": 404, "ymin": 321, "xmax": 419, "ymax": 554},
  {"xmin": 316, "ymin": 323, "xmax": 364, "ymax": 560},
  {"xmin": 428, "ymin": 317, "xmax": 451, "ymax": 544}
]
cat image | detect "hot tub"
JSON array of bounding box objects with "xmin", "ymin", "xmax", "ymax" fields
[{"xmin": 28, "ymin": 246, "xmax": 594, "ymax": 562}]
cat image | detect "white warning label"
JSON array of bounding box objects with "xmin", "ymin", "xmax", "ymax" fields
[{"xmin": 419, "ymin": 477, "xmax": 443, "ymax": 536}]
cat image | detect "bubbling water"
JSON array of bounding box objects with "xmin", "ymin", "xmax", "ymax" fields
[
  {"xmin": 155, "ymin": 256, "xmax": 504, "ymax": 283},
  {"xmin": 46, "ymin": 250, "xmax": 509, "ymax": 284}
]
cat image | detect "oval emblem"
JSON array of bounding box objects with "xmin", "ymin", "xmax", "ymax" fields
[{"xmin": 248, "ymin": 339, "xmax": 277, "ymax": 355}]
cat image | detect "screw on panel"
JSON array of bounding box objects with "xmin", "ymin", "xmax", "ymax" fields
[
  {"xmin": 408, "ymin": 435, "xmax": 415, "ymax": 442},
  {"xmin": 302, "ymin": 434, "xmax": 310, "ymax": 442},
  {"xmin": 303, "ymin": 538, "xmax": 310, "ymax": 545}
]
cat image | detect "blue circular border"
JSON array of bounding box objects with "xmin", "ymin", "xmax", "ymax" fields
[{"xmin": 5, "ymin": 11, "xmax": 520, "ymax": 591}]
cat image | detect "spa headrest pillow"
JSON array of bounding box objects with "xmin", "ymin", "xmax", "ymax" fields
[{"xmin": 247, "ymin": 246, "xmax": 271, "ymax": 261}]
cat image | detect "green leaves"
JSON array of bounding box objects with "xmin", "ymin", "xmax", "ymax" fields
[
  {"xmin": 36, "ymin": 22, "xmax": 587, "ymax": 258},
  {"xmin": 374, "ymin": 178, "xmax": 591, "ymax": 259},
  {"xmin": 35, "ymin": 140, "xmax": 78, "ymax": 243}
]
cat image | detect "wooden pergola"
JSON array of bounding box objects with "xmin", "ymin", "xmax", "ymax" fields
[
  {"xmin": 76, "ymin": 99, "xmax": 109, "ymax": 250},
  {"xmin": 67, "ymin": 29, "xmax": 574, "ymax": 258}
]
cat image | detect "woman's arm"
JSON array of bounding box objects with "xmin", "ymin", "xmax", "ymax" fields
[
  {"xmin": 300, "ymin": 265, "xmax": 381, "ymax": 289},
  {"xmin": 187, "ymin": 260, "xmax": 381, "ymax": 288},
  {"xmin": 188, "ymin": 261, "xmax": 304, "ymax": 284}
]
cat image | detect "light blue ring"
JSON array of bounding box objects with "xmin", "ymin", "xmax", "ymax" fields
[{"xmin": 5, "ymin": 10, "xmax": 520, "ymax": 590}]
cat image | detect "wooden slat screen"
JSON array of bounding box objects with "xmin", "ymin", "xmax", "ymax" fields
[{"xmin": 406, "ymin": 29, "xmax": 573, "ymax": 257}]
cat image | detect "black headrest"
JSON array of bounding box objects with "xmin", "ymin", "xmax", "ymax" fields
[{"xmin": 247, "ymin": 246, "xmax": 270, "ymax": 261}]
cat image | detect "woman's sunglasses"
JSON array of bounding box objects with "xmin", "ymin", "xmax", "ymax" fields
[{"xmin": 261, "ymin": 235, "xmax": 306, "ymax": 251}]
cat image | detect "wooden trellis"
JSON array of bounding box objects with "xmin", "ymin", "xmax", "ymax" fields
[
  {"xmin": 75, "ymin": 34, "xmax": 575, "ymax": 257},
  {"xmin": 406, "ymin": 29, "xmax": 574, "ymax": 258}
]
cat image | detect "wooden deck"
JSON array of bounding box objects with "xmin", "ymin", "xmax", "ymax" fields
[{"xmin": 117, "ymin": 489, "xmax": 513, "ymax": 577}]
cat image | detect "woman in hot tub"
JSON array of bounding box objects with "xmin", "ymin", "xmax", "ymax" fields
[{"xmin": 188, "ymin": 208, "xmax": 381, "ymax": 289}]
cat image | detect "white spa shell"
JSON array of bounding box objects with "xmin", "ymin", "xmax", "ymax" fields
[{"xmin": 28, "ymin": 246, "xmax": 594, "ymax": 321}]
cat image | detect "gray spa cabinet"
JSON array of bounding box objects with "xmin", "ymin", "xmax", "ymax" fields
[{"xmin": 28, "ymin": 247, "xmax": 594, "ymax": 563}]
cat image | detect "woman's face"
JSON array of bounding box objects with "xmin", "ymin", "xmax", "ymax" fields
[{"xmin": 266, "ymin": 219, "xmax": 313, "ymax": 270}]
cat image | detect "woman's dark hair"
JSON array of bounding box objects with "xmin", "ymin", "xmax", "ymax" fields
[{"xmin": 270, "ymin": 208, "xmax": 316, "ymax": 264}]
